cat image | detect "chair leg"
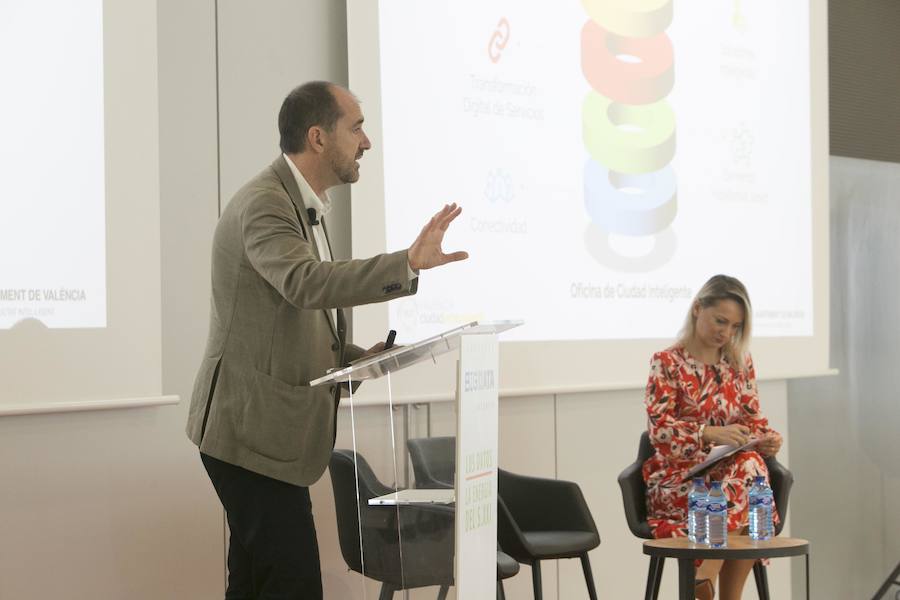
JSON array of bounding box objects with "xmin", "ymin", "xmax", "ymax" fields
[
  {"xmin": 580, "ymin": 553, "xmax": 599, "ymax": 600},
  {"xmin": 753, "ymin": 560, "xmax": 770, "ymax": 600},
  {"xmin": 497, "ymin": 579, "xmax": 506, "ymax": 600},
  {"xmin": 436, "ymin": 584, "xmax": 449, "ymax": 600},
  {"xmin": 531, "ymin": 560, "xmax": 543, "ymax": 600},
  {"xmin": 645, "ymin": 556, "xmax": 665, "ymax": 600},
  {"xmin": 378, "ymin": 583, "xmax": 395, "ymax": 600},
  {"xmin": 653, "ymin": 555, "xmax": 665, "ymax": 600}
]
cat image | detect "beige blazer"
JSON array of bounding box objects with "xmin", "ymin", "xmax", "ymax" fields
[{"xmin": 186, "ymin": 156, "xmax": 416, "ymax": 486}]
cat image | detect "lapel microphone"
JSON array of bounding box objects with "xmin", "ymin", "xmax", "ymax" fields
[{"xmin": 306, "ymin": 207, "xmax": 319, "ymax": 225}]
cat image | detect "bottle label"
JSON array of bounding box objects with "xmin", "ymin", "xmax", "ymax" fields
[
  {"xmin": 750, "ymin": 496, "xmax": 773, "ymax": 507},
  {"xmin": 707, "ymin": 501, "xmax": 726, "ymax": 512},
  {"xmin": 689, "ymin": 498, "xmax": 707, "ymax": 510}
]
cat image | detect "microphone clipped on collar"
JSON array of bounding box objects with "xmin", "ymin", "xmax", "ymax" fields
[{"xmin": 306, "ymin": 208, "xmax": 320, "ymax": 225}]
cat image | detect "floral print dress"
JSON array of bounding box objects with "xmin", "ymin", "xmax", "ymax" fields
[{"xmin": 641, "ymin": 345, "xmax": 780, "ymax": 539}]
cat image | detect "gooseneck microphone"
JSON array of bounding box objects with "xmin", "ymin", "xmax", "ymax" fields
[{"xmin": 306, "ymin": 208, "xmax": 319, "ymax": 225}]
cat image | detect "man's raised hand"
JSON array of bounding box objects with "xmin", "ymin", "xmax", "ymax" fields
[{"xmin": 408, "ymin": 203, "xmax": 469, "ymax": 271}]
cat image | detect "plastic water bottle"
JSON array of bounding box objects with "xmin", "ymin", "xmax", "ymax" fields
[
  {"xmin": 748, "ymin": 476, "xmax": 774, "ymax": 540},
  {"xmin": 706, "ymin": 481, "xmax": 728, "ymax": 548},
  {"xmin": 687, "ymin": 478, "xmax": 708, "ymax": 544}
]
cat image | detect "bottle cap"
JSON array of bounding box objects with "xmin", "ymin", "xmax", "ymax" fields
[{"xmin": 754, "ymin": 476, "xmax": 765, "ymax": 485}]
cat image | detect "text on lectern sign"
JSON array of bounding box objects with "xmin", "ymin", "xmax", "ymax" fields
[{"xmin": 463, "ymin": 448, "xmax": 494, "ymax": 532}]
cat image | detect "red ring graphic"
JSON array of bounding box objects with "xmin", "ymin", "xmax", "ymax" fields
[{"xmin": 581, "ymin": 20, "xmax": 673, "ymax": 105}]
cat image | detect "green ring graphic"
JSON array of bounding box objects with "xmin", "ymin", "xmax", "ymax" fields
[{"xmin": 582, "ymin": 91, "xmax": 675, "ymax": 174}]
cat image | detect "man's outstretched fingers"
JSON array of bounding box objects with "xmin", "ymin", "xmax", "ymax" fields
[{"xmin": 445, "ymin": 250, "xmax": 468, "ymax": 263}]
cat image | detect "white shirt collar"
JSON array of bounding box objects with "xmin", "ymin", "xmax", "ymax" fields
[{"xmin": 282, "ymin": 153, "xmax": 332, "ymax": 217}]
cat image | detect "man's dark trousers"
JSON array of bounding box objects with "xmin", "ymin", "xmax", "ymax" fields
[{"xmin": 201, "ymin": 453, "xmax": 322, "ymax": 600}]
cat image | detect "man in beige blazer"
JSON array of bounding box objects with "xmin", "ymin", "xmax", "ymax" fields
[{"xmin": 186, "ymin": 81, "xmax": 467, "ymax": 599}]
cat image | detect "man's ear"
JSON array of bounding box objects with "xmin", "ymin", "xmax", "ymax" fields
[{"xmin": 307, "ymin": 126, "xmax": 326, "ymax": 153}]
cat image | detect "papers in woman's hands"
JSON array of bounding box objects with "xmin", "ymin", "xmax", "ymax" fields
[{"xmin": 685, "ymin": 438, "xmax": 759, "ymax": 481}]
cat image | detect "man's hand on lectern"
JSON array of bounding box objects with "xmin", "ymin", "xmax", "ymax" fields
[{"xmin": 408, "ymin": 203, "xmax": 469, "ymax": 271}]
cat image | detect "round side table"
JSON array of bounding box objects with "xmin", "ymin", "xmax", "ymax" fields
[{"xmin": 643, "ymin": 535, "xmax": 809, "ymax": 600}]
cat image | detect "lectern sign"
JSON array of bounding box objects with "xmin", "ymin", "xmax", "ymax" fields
[{"xmin": 456, "ymin": 333, "xmax": 499, "ymax": 598}]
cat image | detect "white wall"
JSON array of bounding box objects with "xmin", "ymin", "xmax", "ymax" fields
[
  {"xmin": 0, "ymin": 1, "xmax": 223, "ymax": 598},
  {"xmin": 158, "ymin": 0, "xmax": 224, "ymax": 593}
]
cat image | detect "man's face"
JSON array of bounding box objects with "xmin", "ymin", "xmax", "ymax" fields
[{"xmin": 324, "ymin": 88, "xmax": 371, "ymax": 185}]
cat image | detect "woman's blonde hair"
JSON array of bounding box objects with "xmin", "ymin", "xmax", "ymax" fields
[{"xmin": 678, "ymin": 274, "xmax": 753, "ymax": 370}]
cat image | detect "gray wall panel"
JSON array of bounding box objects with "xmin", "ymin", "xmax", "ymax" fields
[
  {"xmin": 215, "ymin": 0, "xmax": 351, "ymax": 260},
  {"xmin": 829, "ymin": 0, "xmax": 900, "ymax": 163},
  {"xmin": 788, "ymin": 156, "xmax": 900, "ymax": 599}
]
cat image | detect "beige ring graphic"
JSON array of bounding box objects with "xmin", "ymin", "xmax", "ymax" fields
[{"xmin": 583, "ymin": 223, "xmax": 677, "ymax": 273}]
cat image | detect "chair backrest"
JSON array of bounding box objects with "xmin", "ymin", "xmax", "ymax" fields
[
  {"xmin": 617, "ymin": 431, "xmax": 654, "ymax": 539},
  {"xmin": 638, "ymin": 430, "xmax": 654, "ymax": 462},
  {"xmin": 330, "ymin": 449, "xmax": 457, "ymax": 588},
  {"xmin": 328, "ymin": 449, "xmax": 390, "ymax": 573},
  {"xmin": 496, "ymin": 492, "xmax": 529, "ymax": 560},
  {"xmin": 407, "ymin": 436, "xmax": 456, "ymax": 488},
  {"xmin": 765, "ymin": 455, "xmax": 793, "ymax": 536}
]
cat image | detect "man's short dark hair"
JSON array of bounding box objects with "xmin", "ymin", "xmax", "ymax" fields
[{"xmin": 278, "ymin": 81, "xmax": 344, "ymax": 154}]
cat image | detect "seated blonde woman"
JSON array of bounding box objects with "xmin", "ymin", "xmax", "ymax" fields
[{"xmin": 642, "ymin": 275, "xmax": 783, "ymax": 600}]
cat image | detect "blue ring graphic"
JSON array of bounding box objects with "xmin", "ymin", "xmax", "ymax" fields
[{"xmin": 583, "ymin": 160, "xmax": 677, "ymax": 236}]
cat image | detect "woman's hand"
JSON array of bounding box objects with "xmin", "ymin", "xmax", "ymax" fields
[
  {"xmin": 702, "ymin": 424, "xmax": 751, "ymax": 447},
  {"xmin": 755, "ymin": 431, "xmax": 783, "ymax": 457}
]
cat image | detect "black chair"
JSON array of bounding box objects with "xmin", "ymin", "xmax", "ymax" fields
[
  {"xmin": 497, "ymin": 549, "xmax": 520, "ymax": 600},
  {"xmin": 497, "ymin": 468, "xmax": 601, "ymax": 600},
  {"xmin": 407, "ymin": 436, "xmax": 455, "ymax": 489},
  {"xmin": 329, "ymin": 449, "xmax": 455, "ymax": 600},
  {"xmin": 617, "ymin": 431, "xmax": 794, "ymax": 600},
  {"xmin": 872, "ymin": 560, "xmax": 900, "ymax": 599}
]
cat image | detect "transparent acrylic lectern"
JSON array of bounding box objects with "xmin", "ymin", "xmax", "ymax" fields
[{"xmin": 311, "ymin": 320, "xmax": 522, "ymax": 600}]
